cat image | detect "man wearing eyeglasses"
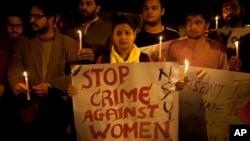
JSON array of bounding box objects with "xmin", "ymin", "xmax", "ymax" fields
[
  {"xmin": 7, "ymin": 0, "xmax": 79, "ymax": 140},
  {"xmin": 4, "ymin": 13, "xmax": 24, "ymax": 39}
]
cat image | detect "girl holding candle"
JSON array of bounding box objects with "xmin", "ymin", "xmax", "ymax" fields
[{"xmin": 68, "ymin": 15, "xmax": 152, "ymax": 96}]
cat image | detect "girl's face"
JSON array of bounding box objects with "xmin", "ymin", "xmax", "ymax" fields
[{"xmin": 113, "ymin": 23, "xmax": 136, "ymax": 52}]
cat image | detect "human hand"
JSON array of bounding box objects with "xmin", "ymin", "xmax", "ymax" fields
[
  {"xmin": 229, "ymin": 56, "xmax": 241, "ymax": 71},
  {"xmin": 32, "ymin": 82, "xmax": 52, "ymax": 97},
  {"xmin": 78, "ymin": 48, "xmax": 95, "ymax": 61},
  {"xmin": 67, "ymin": 84, "xmax": 75, "ymax": 97},
  {"xmin": 150, "ymin": 52, "xmax": 166, "ymax": 62},
  {"xmin": 175, "ymin": 77, "xmax": 190, "ymax": 91},
  {"xmin": 14, "ymin": 83, "xmax": 28, "ymax": 96}
]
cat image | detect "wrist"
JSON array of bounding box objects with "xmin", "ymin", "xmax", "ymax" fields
[{"xmin": 47, "ymin": 82, "xmax": 52, "ymax": 88}]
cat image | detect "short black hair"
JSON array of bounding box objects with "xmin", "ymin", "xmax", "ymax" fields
[
  {"xmin": 30, "ymin": 0, "xmax": 57, "ymax": 19},
  {"xmin": 143, "ymin": 0, "xmax": 165, "ymax": 9},
  {"xmin": 111, "ymin": 15, "xmax": 136, "ymax": 32},
  {"xmin": 185, "ymin": 3, "xmax": 212, "ymax": 23},
  {"xmin": 223, "ymin": 0, "xmax": 245, "ymax": 7},
  {"xmin": 78, "ymin": 0, "xmax": 102, "ymax": 6},
  {"xmin": 4, "ymin": 9, "xmax": 24, "ymax": 22}
]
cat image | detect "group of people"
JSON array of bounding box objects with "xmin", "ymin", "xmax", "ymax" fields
[{"xmin": 0, "ymin": 0, "xmax": 249, "ymax": 141}]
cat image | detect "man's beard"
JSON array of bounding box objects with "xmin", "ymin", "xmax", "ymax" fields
[
  {"xmin": 9, "ymin": 31, "xmax": 20, "ymax": 38},
  {"xmin": 225, "ymin": 16, "xmax": 241, "ymax": 26},
  {"xmin": 32, "ymin": 25, "xmax": 49, "ymax": 35},
  {"xmin": 79, "ymin": 10, "xmax": 96, "ymax": 22}
]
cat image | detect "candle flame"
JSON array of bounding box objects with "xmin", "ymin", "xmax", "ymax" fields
[
  {"xmin": 159, "ymin": 36, "xmax": 162, "ymax": 41},
  {"xmin": 185, "ymin": 59, "xmax": 189, "ymax": 71},
  {"xmin": 77, "ymin": 30, "xmax": 82, "ymax": 35},
  {"xmin": 234, "ymin": 41, "xmax": 239, "ymax": 46},
  {"xmin": 23, "ymin": 71, "xmax": 27, "ymax": 77},
  {"xmin": 215, "ymin": 16, "xmax": 219, "ymax": 20}
]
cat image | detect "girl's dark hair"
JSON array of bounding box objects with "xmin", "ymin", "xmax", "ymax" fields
[{"xmin": 111, "ymin": 15, "xmax": 136, "ymax": 32}]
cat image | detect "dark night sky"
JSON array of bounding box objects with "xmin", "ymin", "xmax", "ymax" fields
[{"xmin": 0, "ymin": 0, "xmax": 249, "ymax": 25}]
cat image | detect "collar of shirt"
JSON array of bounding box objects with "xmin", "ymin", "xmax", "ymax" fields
[{"xmin": 82, "ymin": 16, "xmax": 99, "ymax": 35}]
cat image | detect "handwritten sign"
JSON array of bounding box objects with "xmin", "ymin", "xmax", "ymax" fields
[
  {"xmin": 179, "ymin": 66, "xmax": 250, "ymax": 141},
  {"xmin": 72, "ymin": 63, "xmax": 179, "ymax": 141},
  {"xmin": 209, "ymin": 28, "xmax": 250, "ymax": 49}
]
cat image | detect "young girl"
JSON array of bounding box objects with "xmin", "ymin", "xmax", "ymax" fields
[{"xmin": 96, "ymin": 15, "xmax": 152, "ymax": 63}]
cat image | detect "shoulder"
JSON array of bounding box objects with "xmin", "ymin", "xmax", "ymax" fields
[
  {"xmin": 165, "ymin": 27, "xmax": 180, "ymax": 36},
  {"xmin": 165, "ymin": 27, "xmax": 179, "ymax": 34},
  {"xmin": 206, "ymin": 38, "xmax": 226, "ymax": 49},
  {"xmin": 170, "ymin": 37, "xmax": 188, "ymax": 46},
  {"xmin": 94, "ymin": 19, "xmax": 111, "ymax": 28},
  {"xmin": 14, "ymin": 36, "xmax": 30, "ymax": 47},
  {"xmin": 57, "ymin": 32, "xmax": 78, "ymax": 44}
]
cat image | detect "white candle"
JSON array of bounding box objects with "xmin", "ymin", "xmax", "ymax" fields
[
  {"xmin": 78, "ymin": 30, "xmax": 82, "ymax": 50},
  {"xmin": 183, "ymin": 59, "xmax": 189, "ymax": 78},
  {"xmin": 159, "ymin": 36, "xmax": 162, "ymax": 60},
  {"xmin": 23, "ymin": 71, "xmax": 30, "ymax": 100},
  {"xmin": 234, "ymin": 41, "xmax": 239, "ymax": 58},
  {"xmin": 215, "ymin": 16, "xmax": 219, "ymax": 29}
]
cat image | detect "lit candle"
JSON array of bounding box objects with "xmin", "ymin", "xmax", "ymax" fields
[
  {"xmin": 78, "ymin": 30, "xmax": 82, "ymax": 50},
  {"xmin": 215, "ymin": 16, "xmax": 219, "ymax": 29},
  {"xmin": 159, "ymin": 36, "xmax": 162, "ymax": 60},
  {"xmin": 23, "ymin": 71, "xmax": 30, "ymax": 100},
  {"xmin": 234, "ymin": 41, "xmax": 239, "ymax": 58},
  {"xmin": 183, "ymin": 59, "xmax": 189, "ymax": 78}
]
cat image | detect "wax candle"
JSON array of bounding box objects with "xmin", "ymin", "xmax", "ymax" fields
[
  {"xmin": 78, "ymin": 30, "xmax": 82, "ymax": 50},
  {"xmin": 23, "ymin": 71, "xmax": 31, "ymax": 100},
  {"xmin": 183, "ymin": 59, "xmax": 189, "ymax": 78},
  {"xmin": 215, "ymin": 16, "xmax": 219, "ymax": 29},
  {"xmin": 159, "ymin": 36, "xmax": 162, "ymax": 60},
  {"xmin": 234, "ymin": 41, "xmax": 239, "ymax": 58}
]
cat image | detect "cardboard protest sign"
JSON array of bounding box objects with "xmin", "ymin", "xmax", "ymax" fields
[
  {"xmin": 72, "ymin": 63, "xmax": 179, "ymax": 141},
  {"xmin": 179, "ymin": 66, "xmax": 250, "ymax": 141}
]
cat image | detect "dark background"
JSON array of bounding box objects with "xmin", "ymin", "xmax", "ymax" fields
[{"xmin": 0, "ymin": 0, "xmax": 249, "ymax": 26}]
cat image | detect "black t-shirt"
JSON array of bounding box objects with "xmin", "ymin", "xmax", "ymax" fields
[
  {"xmin": 239, "ymin": 33, "xmax": 250, "ymax": 73},
  {"xmin": 135, "ymin": 27, "xmax": 180, "ymax": 47}
]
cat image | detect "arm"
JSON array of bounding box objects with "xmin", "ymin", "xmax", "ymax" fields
[{"xmin": 7, "ymin": 37, "xmax": 30, "ymax": 95}]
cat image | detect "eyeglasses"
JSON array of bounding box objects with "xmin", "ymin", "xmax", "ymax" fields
[
  {"xmin": 6, "ymin": 23, "xmax": 23, "ymax": 29},
  {"xmin": 28, "ymin": 14, "xmax": 46, "ymax": 21}
]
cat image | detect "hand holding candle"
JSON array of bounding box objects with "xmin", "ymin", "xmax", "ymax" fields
[
  {"xmin": 78, "ymin": 30, "xmax": 82, "ymax": 50},
  {"xmin": 176, "ymin": 59, "xmax": 189, "ymax": 90},
  {"xmin": 23, "ymin": 71, "xmax": 31, "ymax": 100},
  {"xmin": 159, "ymin": 36, "xmax": 162, "ymax": 60}
]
